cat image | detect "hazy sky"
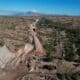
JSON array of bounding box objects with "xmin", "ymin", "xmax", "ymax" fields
[{"xmin": 0, "ymin": 0, "xmax": 80, "ymax": 15}]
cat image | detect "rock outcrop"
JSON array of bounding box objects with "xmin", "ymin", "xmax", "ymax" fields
[{"xmin": 0, "ymin": 19, "xmax": 46, "ymax": 80}]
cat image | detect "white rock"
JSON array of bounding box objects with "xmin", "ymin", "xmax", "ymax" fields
[{"xmin": 0, "ymin": 45, "xmax": 15, "ymax": 68}]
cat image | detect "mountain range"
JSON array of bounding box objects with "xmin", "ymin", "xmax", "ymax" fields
[{"xmin": 0, "ymin": 10, "xmax": 44, "ymax": 16}]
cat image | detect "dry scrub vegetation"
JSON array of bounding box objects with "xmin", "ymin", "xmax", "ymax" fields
[{"xmin": 0, "ymin": 16, "xmax": 80, "ymax": 80}]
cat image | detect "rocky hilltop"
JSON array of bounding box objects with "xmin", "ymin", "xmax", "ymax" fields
[{"xmin": 0, "ymin": 16, "xmax": 80, "ymax": 80}]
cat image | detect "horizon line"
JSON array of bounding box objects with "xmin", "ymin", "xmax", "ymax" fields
[{"xmin": 0, "ymin": 9, "xmax": 80, "ymax": 16}]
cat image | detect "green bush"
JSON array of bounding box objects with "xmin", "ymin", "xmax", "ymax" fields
[
  {"xmin": 0, "ymin": 39, "xmax": 4, "ymax": 46},
  {"xmin": 64, "ymin": 41, "xmax": 75, "ymax": 61}
]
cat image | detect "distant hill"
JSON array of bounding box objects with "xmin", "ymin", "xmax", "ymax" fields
[
  {"xmin": 0, "ymin": 10, "xmax": 80, "ymax": 17},
  {"xmin": 14, "ymin": 11, "xmax": 44, "ymax": 16},
  {"xmin": 0, "ymin": 10, "xmax": 44, "ymax": 16},
  {"xmin": 0, "ymin": 10, "xmax": 19, "ymax": 16}
]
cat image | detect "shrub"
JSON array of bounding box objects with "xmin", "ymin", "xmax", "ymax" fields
[{"xmin": 0, "ymin": 39, "xmax": 4, "ymax": 46}]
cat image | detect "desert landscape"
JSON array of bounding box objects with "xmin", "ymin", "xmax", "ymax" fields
[{"xmin": 0, "ymin": 15, "xmax": 80, "ymax": 80}]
